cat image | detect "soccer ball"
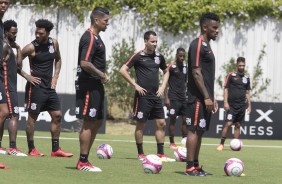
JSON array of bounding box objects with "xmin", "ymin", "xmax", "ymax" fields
[
  {"xmin": 224, "ymin": 158, "xmax": 244, "ymax": 176},
  {"xmin": 96, "ymin": 144, "xmax": 113, "ymax": 159},
  {"xmin": 230, "ymin": 139, "xmax": 243, "ymax": 151},
  {"xmin": 181, "ymin": 137, "xmax": 187, "ymax": 147},
  {"xmin": 142, "ymin": 154, "xmax": 163, "ymax": 174},
  {"xmin": 174, "ymin": 147, "xmax": 187, "ymax": 162}
]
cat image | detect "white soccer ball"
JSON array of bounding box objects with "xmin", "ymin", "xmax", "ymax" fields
[
  {"xmin": 224, "ymin": 158, "xmax": 244, "ymax": 176},
  {"xmin": 96, "ymin": 144, "xmax": 113, "ymax": 159},
  {"xmin": 142, "ymin": 154, "xmax": 163, "ymax": 174},
  {"xmin": 174, "ymin": 147, "xmax": 187, "ymax": 162},
  {"xmin": 181, "ymin": 137, "xmax": 187, "ymax": 147},
  {"xmin": 230, "ymin": 139, "xmax": 243, "ymax": 151}
]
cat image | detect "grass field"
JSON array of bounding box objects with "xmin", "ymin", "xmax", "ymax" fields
[{"xmin": 1, "ymin": 131, "xmax": 281, "ymax": 184}]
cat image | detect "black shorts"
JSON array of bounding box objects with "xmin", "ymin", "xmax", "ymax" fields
[
  {"xmin": 6, "ymin": 90, "xmax": 19, "ymax": 117},
  {"xmin": 168, "ymin": 99, "xmax": 187, "ymax": 116},
  {"xmin": 185, "ymin": 100, "xmax": 211, "ymax": 131},
  {"xmin": 0, "ymin": 81, "xmax": 7, "ymax": 104},
  {"xmin": 133, "ymin": 95, "xmax": 164, "ymax": 122},
  {"xmin": 225, "ymin": 103, "xmax": 246, "ymax": 123},
  {"xmin": 76, "ymin": 82, "xmax": 104, "ymax": 121},
  {"xmin": 25, "ymin": 83, "xmax": 61, "ymax": 113}
]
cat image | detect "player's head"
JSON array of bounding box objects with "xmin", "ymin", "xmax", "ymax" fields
[
  {"xmin": 90, "ymin": 7, "xmax": 110, "ymax": 32},
  {"xmin": 4, "ymin": 19, "xmax": 17, "ymax": 42},
  {"xmin": 35, "ymin": 19, "xmax": 54, "ymax": 43},
  {"xmin": 0, "ymin": 0, "xmax": 9, "ymax": 18},
  {"xmin": 176, "ymin": 47, "xmax": 186, "ymax": 63},
  {"xmin": 144, "ymin": 31, "xmax": 157, "ymax": 53},
  {"xmin": 200, "ymin": 12, "xmax": 220, "ymax": 41},
  {"xmin": 236, "ymin": 57, "xmax": 246, "ymax": 74}
]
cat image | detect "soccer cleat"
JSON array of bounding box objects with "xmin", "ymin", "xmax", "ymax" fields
[
  {"xmin": 28, "ymin": 148, "xmax": 45, "ymax": 156},
  {"xmin": 137, "ymin": 154, "xmax": 146, "ymax": 161},
  {"xmin": 217, "ymin": 144, "xmax": 224, "ymax": 151},
  {"xmin": 51, "ymin": 148, "xmax": 73, "ymax": 157},
  {"xmin": 240, "ymin": 173, "xmax": 246, "ymax": 177},
  {"xmin": 169, "ymin": 143, "xmax": 179, "ymax": 150},
  {"xmin": 0, "ymin": 147, "xmax": 8, "ymax": 155},
  {"xmin": 0, "ymin": 163, "xmax": 9, "ymax": 169},
  {"xmin": 184, "ymin": 167, "xmax": 206, "ymax": 176},
  {"xmin": 157, "ymin": 154, "xmax": 176, "ymax": 162},
  {"xmin": 195, "ymin": 165, "xmax": 213, "ymax": 176},
  {"xmin": 76, "ymin": 161, "xmax": 102, "ymax": 172},
  {"xmin": 8, "ymin": 148, "xmax": 28, "ymax": 156}
]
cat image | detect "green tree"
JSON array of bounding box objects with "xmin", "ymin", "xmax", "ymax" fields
[{"xmin": 216, "ymin": 44, "xmax": 271, "ymax": 101}]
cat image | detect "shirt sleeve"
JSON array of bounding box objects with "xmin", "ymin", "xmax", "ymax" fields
[
  {"xmin": 189, "ymin": 38, "xmax": 202, "ymax": 68},
  {"xmin": 125, "ymin": 52, "xmax": 139, "ymax": 69},
  {"xmin": 159, "ymin": 55, "xmax": 167, "ymax": 71},
  {"xmin": 246, "ymin": 78, "xmax": 251, "ymax": 90},
  {"xmin": 80, "ymin": 32, "xmax": 97, "ymax": 62},
  {"xmin": 224, "ymin": 73, "xmax": 232, "ymax": 88}
]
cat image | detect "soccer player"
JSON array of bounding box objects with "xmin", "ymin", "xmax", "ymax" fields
[
  {"xmin": 0, "ymin": 20, "xmax": 27, "ymax": 157},
  {"xmin": 75, "ymin": 7, "xmax": 110, "ymax": 172},
  {"xmin": 185, "ymin": 12, "xmax": 220, "ymax": 176},
  {"xmin": 0, "ymin": 0, "xmax": 10, "ymax": 169},
  {"xmin": 20, "ymin": 19, "xmax": 73, "ymax": 157},
  {"xmin": 217, "ymin": 57, "xmax": 251, "ymax": 151},
  {"xmin": 120, "ymin": 31, "xmax": 175, "ymax": 162},
  {"xmin": 164, "ymin": 48, "xmax": 188, "ymax": 149}
]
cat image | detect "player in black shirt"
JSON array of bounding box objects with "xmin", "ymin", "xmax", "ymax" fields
[
  {"xmin": 0, "ymin": 20, "xmax": 27, "ymax": 157},
  {"xmin": 185, "ymin": 12, "xmax": 220, "ymax": 176},
  {"xmin": 217, "ymin": 57, "xmax": 251, "ymax": 151},
  {"xmin": 21, "ymin": 19, "xmax": 73, "ymax": 157},
  {"xmin": 0, "ymin": 0, "xmax": 10, "ymax": 170},
  {"xmin": 164, "ymin": 48, "xmax": 188, "ymax": 149},
  {"xmin": 76, "ymin": 7, "xmax": 109, "ymax": 172},
  {"xmin": 120, "ymin": 31, "xmax": 175, "ymax": 162}
]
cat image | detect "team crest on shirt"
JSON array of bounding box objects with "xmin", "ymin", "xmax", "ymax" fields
[
  {"xmin": 183, "ymin": 67, "xmax": 187, "ymax": 74},
  {"xmin": 202, "ymin": 42, "xmax": 207, "ymax": 47},
  {"xmin": 31, "ymin": 103, "xmax": 37, "ymax": 110},
  {"xmin": 172, "ymin": 64, "xmax": 176, "ymax": 68},
  {"xmin": 199, "ymin": 119, "xmax": 206, "ymax": 128},
  {"xmin": 14, "ymin": 106, "xmax": 19, "ymax": 114},
  {"xmin": 186, "ymin": 118, "xmax": 191, "ymax": 125},
  {"xmin": 242, "ymin": 77, "xmax": 247, "ymax": 84},
  {"xmin": 137, "ymin": 112, "xmax": 143, "ymax": 119},
  {"xmin": 0, "ymin": 92, "xmax": 2, "ymax": 100},
  {"xmin": 75, "ymin": 107, "xmax": 80, "ymax": 114},
  {"xmin": 49, "ymin": 45, "xmax": 55, "ymax": 53},
  {"xmin": 227, "ymin": 114, "xmax": 232, "ymax": 120},
  {"xmin": 154, "ymin": 56, "xmax": 160, "ymax": 64},
  {"xmin": 89, "ymin": 108, "xmax": 97, "ymax": 117},
  {"xmin": 169, "ymin": 109, "xmax": 175, "ymax": 115},
  {"xmin": 231, "ymin": 73, "xmax": 236, "ymax": 76}
]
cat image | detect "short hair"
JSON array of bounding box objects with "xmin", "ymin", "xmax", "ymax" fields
[
  {"xmin": 200, "ymin": 12, "xmax": 220, "ymax": 29},
  {"xmin": 144, "ymin": 31, "xmax": 157, "ymax": 40},
  {"xmin": 4, "ymin": 19, "xmax": 17, "ymax": 32},
  {"xmin": 90, "ymin": 7, "xmax": 109, "ymax": 24},
  {"xmin": 237, "ymin": 57, "xmax": 245, "ymax": 63},
  {"xmin": 176, "ymin": 47, "xmax": 185, "ymax": 54},
  {"xmin": 35, "ymin": 19, "xmax": 54, "ymax": 32}
]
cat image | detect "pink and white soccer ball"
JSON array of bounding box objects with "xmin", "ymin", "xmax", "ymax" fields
[
  {"xmin": 230, "ymin": 139, "xmax": 243, "ymax": 151},
  {"xmin": 224, "ymin": 158, "xmax": 244, "ymax": 176},
  {"xmin": 174, "ymin": 147, "xmax": 187, "ymax": 162},
  {"xmin": 142, "ymin": 154, "xmax": 163, "ymax": 174},
  {"xmin": 181, "ymin": 137, "xmax": 187, "ymax": 147},
  {"xmin": 96, "ymin": 144, "xmax": 113, "ymax": 159}
]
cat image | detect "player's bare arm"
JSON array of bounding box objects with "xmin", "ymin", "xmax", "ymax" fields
[
  {"xmin": 19, "ymin": 43, "xmax": 41, "ymax": 85},
  {"xmin": 164, "ymin": 87, "xmax": 170, "ymax": 109},
  {"xmin": 51, "ymin": 38, "xmax": 61, "ymax": 89},
  {"xmin": 156, "ymin": 68, "xmax": 169, "ymax": 97},
  {"xmin": 2, "ymin": 42, "xmax": 10, "ymax": 62},
  {"xmin": 80, "ymin": 60, "xmax": 109, "ymax": 84},
  {"xmin": 192, "ymin": 67, "xmax": 213, "ymax": 112},
  {"xmin": 246, "ymin": 90, "xmax": 251, "ymax": 113},
  {"xmin": 119, "ymin": 64, "xmax": 147, "ymax": 96},
  {"xmin": 223, "ymin": 88, "xmax": 230, "ymax": 111}
]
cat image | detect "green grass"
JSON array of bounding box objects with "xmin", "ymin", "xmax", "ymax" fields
[{"xmin": 1, "ymin": 131, "xmax": 281, "ymax": 184}]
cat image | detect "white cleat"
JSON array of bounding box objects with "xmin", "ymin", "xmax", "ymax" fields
[{"xmin": 8, "ymin": 148, "xmax": 28, "ymax": 156}]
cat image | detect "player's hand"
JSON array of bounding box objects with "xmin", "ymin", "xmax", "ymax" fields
[
  {"xmin": 224, "ymin": 101, "xmax": 230, "ymax": 111},
  {"xmin": 212, "ymin": 99, "xmax": 218, "ymax": 113},
  {"xmin": 27, "ymin": 75, "xmax": 41, "ymax": 86},
  {"xmin": 246, "ymin": 106, "xmax": 251, "ymax": 114},
  {"xmin": 156, "ymin": 86, "xmax": 165, "ymax": 97},
  {"xmin": 51, "ymin": 77, "xmax": 58, "ymax": 89},
  {"xmin": 101, "ymin": 73, "xmax": 109, "ymax": 84},
  {"xmin": 135, "ymin": 84, "xmax": 147, "ymax": 96},
  {"xmin": 204, "ymin": 98, "xmax": 213, "ymax": 113}
]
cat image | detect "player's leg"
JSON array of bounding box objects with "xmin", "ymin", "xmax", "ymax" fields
[
  {"xmin": 0, "ymin": 87, "xmax": 9, "ymax": 154},
  {"xmin": 217, "ymin": 121, "xmax": 232, "ymax": 151},
  {"xmin": 168, "ymin": 115, "xmax": 177, "ymax": 148},
  {"xmin": 234, "ymin": 122, "xmax": 241, "ymax": 138},
  {"xmin": 135, "ymin": 121, "xmax": 146, "ymax": 160}
]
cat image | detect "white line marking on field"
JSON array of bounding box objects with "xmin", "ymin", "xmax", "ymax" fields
[{"xmin": 4, "ymin": 135, "xmax": 282, "ymax": 149}]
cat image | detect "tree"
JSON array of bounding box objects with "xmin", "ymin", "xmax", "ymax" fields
[{"xmin": 216, "ymin": 44, "xmax": 271, "ymax": 101}]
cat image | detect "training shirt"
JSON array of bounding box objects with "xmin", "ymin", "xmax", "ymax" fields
[
  {"xmin": 0, "ymin": 20, "xmax": 4, "ymax": 81},
  {"xmin": 30, "ymin": 37, "xmax": 56, "ymax": 89},
  {"xmin": 167, "ymin": 61, "xmax": 188, "ymax": 101},
  {"xmin": 187, "ymin": 37, "xmax": 215, "ymax": 103},
  {"xmin": 126, "ymin": 50, "xmax": 167, "ymax": 99},
  {"xmin": 77, "ymin": 29, "xmax": 106, "ymax": 84},
  {"xmin": 224, "ymin": 71, "xmax": 251, "ymax": 104},
  {"xmin": 4, "ymin": 45, "xmax": 17, "ymax": 92}
]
